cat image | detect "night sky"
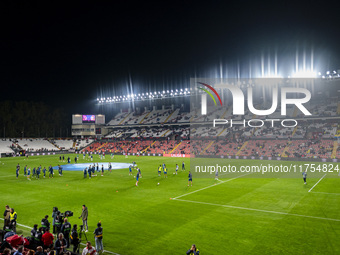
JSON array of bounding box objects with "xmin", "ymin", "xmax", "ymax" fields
[{"xmin": 1, "ymin": 1, "xmax": 340, "ymax": 114}]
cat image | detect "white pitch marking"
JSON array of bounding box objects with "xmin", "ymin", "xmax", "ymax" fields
[
  {"xmin": 308, "ymin": 174, "xmax": 327, "ymax": 193},
  {"xmin": 172, "ymin": 173, "xmax": 251, "ymax": 200},
  {"xmin": 0, "ymin": 218, "xmax": 121, "ymax": 255},
  {"xmin": 311, "ymin": 191, "xmax": 340, "ymax": 196},
  {"xmin": 173, "ymin": 199, "xmax": 340, "ymax": 222}
]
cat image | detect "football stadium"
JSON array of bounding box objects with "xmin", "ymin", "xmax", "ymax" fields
[{"xmin": 1, "ymin": 2, "xmax": 340, "ymax": 255}]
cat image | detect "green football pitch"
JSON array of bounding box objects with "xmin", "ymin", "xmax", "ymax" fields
[{"xmin": 1, "ymin": 154, "xmax": 340, "ymax": 254}]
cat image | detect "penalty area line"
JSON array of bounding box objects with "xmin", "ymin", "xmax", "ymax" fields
[
  {"xmin": 172, "ymin": 199, "xmax": 340, "ymax": 222},
  {"xmin": 172, "ymin": 173, "xmax": 251, "ymax": 200},
  {"xmin": 308, "ymin": 173, "xmax": 327, "ymax": 193},
  {"xmin": 0, "ymin": 218, "xmax": 121, "ymax": 255}
]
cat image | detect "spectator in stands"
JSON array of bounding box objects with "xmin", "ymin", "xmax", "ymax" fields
[
  {"xmin": 2, "ymin": 248, "xmax": 11, "ymax": 255},
  {"xmin": 54, "ymin": 233, "xmax": 67, "ymax": 255},
  {"xmin": 13, "ymin": 246, "xmax": 23, "ymax": 255},
  {"xmin": 35, "ymin": 246, "xmax": 44, "ymax": 255},
  {"xmin": 42, "ymin": 228, "xmax": 54, "ymax": 249},
  {"xmin": 82, "ymin": 241, "xmax": 96, "ymax": 255}
]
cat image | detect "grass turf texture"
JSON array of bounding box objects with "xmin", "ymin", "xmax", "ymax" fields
[{"xmin": 0, "ymin": 154, "xmax": 340, "ymax": 255}]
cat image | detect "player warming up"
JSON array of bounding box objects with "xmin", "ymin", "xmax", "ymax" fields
[
  {"xmin": 188, "ymin": 171, "xmax": 193, "ymax": 186},
  {"xmin": 302, "ymin": 170, "xmax": 307, "ymax": 184},
  {"xmin": 135, "ymin": 168, "xmax": 142, "ymax": 186},
  {"xmin": 158, "ymin": 165, "xmax": 162, "ymax": 177}
]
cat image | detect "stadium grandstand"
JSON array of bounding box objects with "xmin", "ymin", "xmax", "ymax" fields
[{"xmin": 1, "ymin": 78, "xmax": 339, "ymax": 162}]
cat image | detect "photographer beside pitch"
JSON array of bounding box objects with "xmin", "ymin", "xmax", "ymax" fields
[
  {"xmin": 70, "ymin": 224, "xmax": 80, "ymax": 253},
  {"xmin": 61, "ymin": 218, "xmax": 72, "ymax": 248},
  {"xmin": 93, "ymin": 222, "xmax": 103, "ymax": 253},
  {"xmin": 79, "ymin": 205, "xmax": 88, "ymax": 232},
  {"xmin": 186, "ymin": 244, "xmax": 200, "ymax": 255}
]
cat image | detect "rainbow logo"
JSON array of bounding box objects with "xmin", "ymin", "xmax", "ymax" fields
[{"xmin": 197, "ymin": 82, "xmax": 222, "ymax": 106}]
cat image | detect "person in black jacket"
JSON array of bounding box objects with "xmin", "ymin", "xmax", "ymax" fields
[
  {"xmin": 41, "ymin": 215, "xmax": 50, "ymax": 232},
  {"xmin": 60, "ymin": 218, "xmax": 71, "ymax": 248},
  {"xmin": 54, "ymin": 233, "xmax": 67, "ymax": 255},
  {"xmin": 3, "ymin": 205, "xmax": 10, "ymax": 228},
  {"xmin": 33, "ymin": 227, "xmax": 44, "ymax": 248},
  {"xmin": 70, "ymin": 224, "xmax": 80, "ymax": 253},
  {"xmin": 186, "ymin": 244, "xmax": 200, "ymax": 255},
  {"xmin": 30, "ymin": 224, "xmax": 38, "ymax": 243},
  {"xmin": 93, "ymin": 222, "xmax": 103, "ymax": 253}
]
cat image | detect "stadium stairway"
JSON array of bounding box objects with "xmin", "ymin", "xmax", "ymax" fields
[
  {"xmin": 82, "ymin": 140, "xmax": 97, "ymax": 152},
  {"xmin": 217, "ymin": 128, "xmax": 227, "ymax": 136},
  {"xmin": 139, "ymin": 112, "xmax": 152, "ymax": 124},
  {"xmin": 282, "ymin": 141, "xmax": 292, "ymax": 157},
  {"xmin": 97, "ymin": 142, "xmax": 108, "ymax": 151},
  {"xmin": 163, "ymin": 110, "xmax": 175, "ymax": 123},
  {"xmin": 331, "ymin": 141, "xmax": 338, "ymax": 158},
  {"xmin": 220, "ymin": 107, "xmax": 229, "ymax": 119},
  {"xmin": 50, "ymin": 141, "xmax": 60, "ymax": 150},
  {"xmin": 337, "ymin": 102, "xmax": 340, "ymax": 114},
  {"xmin": 201, "ymin": 141, "xmax": 214, "ymax": 155},
  {"xmin": 141, "ymin": 140, "xmax": 157, "ymax": 153},
  {"xmin": 119, "ymin": 112, "xmax": 132, "ymax": 125},
  {"xmin": 169, "ymin": 142, "xmax": 182, "ymax": 154},
  {"xmin": 291, "ymin": 126, "xmax": 299, "ymax": 136},
  {"xmin": 236, "ymin": 141, "xmax": 248, "ymax": 156},
  {"xmin": 161, "ymin": 130, "xmax": 171, "ymax": 137},
  {"xmin": 293, "ymin": 106, "xmax": 299, "ymax": 117}
]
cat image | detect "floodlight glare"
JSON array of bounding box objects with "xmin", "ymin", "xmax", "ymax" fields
[{"xmin": 292, "ymin": 70, "xmax": 317, "ymax": 78}]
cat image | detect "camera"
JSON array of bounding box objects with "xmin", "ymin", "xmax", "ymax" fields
[
  {"xmin": 65, "ymin": 210, "xmax": 73, "ymax": 217},
  {"xmin": 54, "ymin": 207, "xmax": 73, "ymax": 218}
]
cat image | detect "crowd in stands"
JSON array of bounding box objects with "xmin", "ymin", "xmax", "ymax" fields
[{"xmin": 1, "ymin": 206, "xmax": 102, "ymax": 255}]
